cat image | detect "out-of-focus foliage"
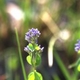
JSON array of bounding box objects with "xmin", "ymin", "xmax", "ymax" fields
[{"xmin": 0, "ymin": 0, "xmax": 80, "ymax": 80}]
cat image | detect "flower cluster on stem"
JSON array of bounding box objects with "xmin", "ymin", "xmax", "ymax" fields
[
  {"xmin": 24, "ymin": 28, "xmax": 44, "ymax": 80},
  {"xmin": 24, "ymin": 28, "xmax": 44, "ymax": 54}
]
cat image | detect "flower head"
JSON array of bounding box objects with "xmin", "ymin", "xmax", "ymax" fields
[
  {"xmin": 24, "ymin": 28, "xmax": 44, "ymax": 54},
  {"xmin": 75, "ymin": 40, "xmax": 80, "ymax": 54},
  {"xmin": 25, "ymin": 28, "xmax": 41, "ymax": 43}
]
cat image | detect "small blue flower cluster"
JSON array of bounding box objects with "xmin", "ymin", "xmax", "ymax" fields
[
  {"xmin": 25, "ymin": 28, "xmax": 41, "ymax": 43},
  {"xmin": 75, "ymin": 40, "xmax": 80, "ymax": 54},
  {"xmin": 24, "ymin": 28, "xmax": 44, "ymax": 54}
]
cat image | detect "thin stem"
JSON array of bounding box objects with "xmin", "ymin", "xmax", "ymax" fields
[
  {"xmin": 15, "ymin": 28, "xmax": 27, "ymax": 80},
  {"xmin": 54, "ymin": 51, "xmax": 71, "ymax": 80}
]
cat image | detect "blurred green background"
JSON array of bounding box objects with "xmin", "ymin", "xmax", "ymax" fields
[{"xmin": 0, "ymin": 0, "xmax": 80, "ymax": 80}]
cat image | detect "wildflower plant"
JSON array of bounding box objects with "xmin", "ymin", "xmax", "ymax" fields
[
  {"xmin": 75, "ymin": 40, "xmax": 80, "ymax": 54},
  {"xmin": 68, "ymin": 39, "xmax": 80, "ymax": 74},
  {"xmin": 24, "ymin": 28, "xmax": 44, "ymax": 80},
  {"xmin": 74, "ymin": 40, "xmax": 80, "ymax": 72}
]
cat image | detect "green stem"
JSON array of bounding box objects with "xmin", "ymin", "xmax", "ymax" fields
[
  {"xmin": 53, "ymin": 74, "xmax": 60, "ymax": 80},
  {"xmin": 72, "ymin": 67, "xmax": 79, "ymax": 80},
  {"xmin": 15, "ymin": 28, "xmax": 27, "ymax": 80},
  {"xmin": 54, "ymin": 51, "xmax": 71, "ymax": 80}
]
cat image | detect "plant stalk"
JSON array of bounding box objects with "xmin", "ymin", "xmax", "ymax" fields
[{"xmin": 15, "ymin": 28, "xmax": 27, "ymax": 80}]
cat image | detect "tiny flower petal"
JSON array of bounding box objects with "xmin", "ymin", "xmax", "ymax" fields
[
  {"xmin": 39, "ymin": 45, "xmax": 44, "ymax": 52},
  {"xmin": 24, "ymin": 46, "xmax": 30, "ymax": 53},
  {"xmin": 40, "ymin": 47, "xmax": 44, "ymax": 52}
]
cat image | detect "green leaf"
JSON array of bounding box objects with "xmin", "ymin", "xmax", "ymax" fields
[
  {"xmin": 26, "ymin": 55, "xmax": 32, "ymax": 65},
  {"xmin": 28, "ymin": 43, "xmax": 34, "ymax": 51},
  {"xmin": 28, "ymin": 71, "xmax": 43, "ymax": 80},
  {"xmin": 77, "ymin": 64, "xmax": 80, "ymax": 71},
  {"xmin": 35, "ymin": 54, "xmax": 41, "ymax": 66},
  {"xmin": 35, "ymin": 71, "xmax": 43, "ymax": 80},
  {"xmin": 26, "ymin": 54, "xmax": 41, "ymax": 66},
  {"xmin": 28, "ymin": 72, "xmax": 35, "ymax": 80}
]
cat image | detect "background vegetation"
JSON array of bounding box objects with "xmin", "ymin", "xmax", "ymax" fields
[{"xmin": 0, "ymin": 0, "xmax": 80, "ymax": 80}]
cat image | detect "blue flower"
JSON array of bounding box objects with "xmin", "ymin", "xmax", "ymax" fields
[
  {"xmin": 24, "ymin": 28, "xmax": 44, "ymax": 53},
  {"xmin": 25, "ymin": 28, "xmax": 41, "ymax": 43},
  {"xmin": 75, "ymin": 40, "xmax": 80, "ymax": 54}
]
